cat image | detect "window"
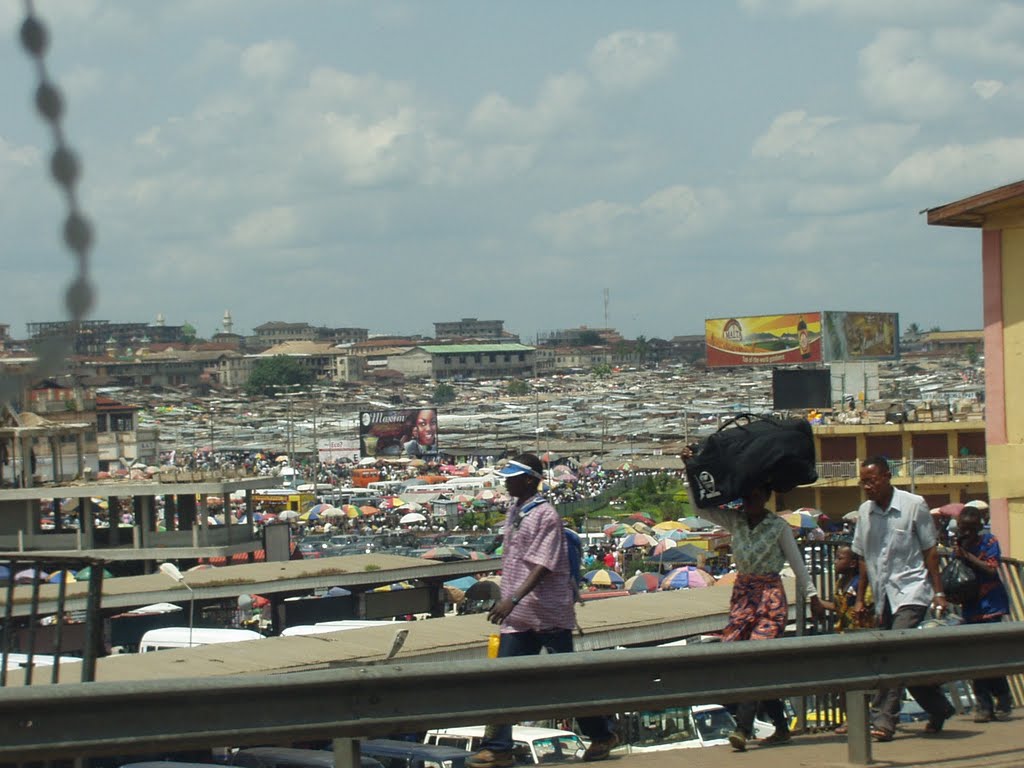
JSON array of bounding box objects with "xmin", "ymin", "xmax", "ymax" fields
[
  {"xmin": 458, "ymin": 356, "xmax": 466, "ymax": 364},
  {"xmin": 488, "ymin": 354, "xmax": 496, "ymax": 363},
  {"xmin": 110, "ymin": 413, "xmax": 134, "ymax": 432},
  {"xmin": 96, "ymin": 414, "xmax": 108, "ymax": 433},
  {"xmin": 518, "ymin": 353, "xmax": 525, "ymax": 362}
]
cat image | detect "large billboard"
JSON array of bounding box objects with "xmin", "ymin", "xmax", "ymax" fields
[
  {"xmin": 705, "ymin": 313, "xmax": 822, "ymax": 367},
  {"xmin": 359, "ymin": 408, "xmax": 438, "ymax": 458},
  {"xmin": 822, "ymin": 311, "xmax": 899, "ymax": 361}
]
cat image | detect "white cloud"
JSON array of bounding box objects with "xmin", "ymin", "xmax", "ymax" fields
[
  {"xmin": 973, "ymin": 79, "xmax": 1004, "ymax": 100},
  {"xmin": 588, "ymin": 30, "xmax": 678, "ymax": 90},
  {"xmin": 740, "ymin": 0, "xmax": 974, "ymax": 24},
  {"xmin": 228, "ymin": 205, "xmax": 299, "ymax": 249},
  {"xmin": 534, "ymin": 185, "xmax": 729, "ymax": 249},
  {"xmin": 469, "ymin": 72, "xmax": 589, "ymax": 139},
  {"xmin": 752, "ymin": 110, "xmax": 919, "ymax": 177},
  {"xmin": 240, "ymin": 40, "xmax": 296, "ymax": 81},
  {"xmin": 858, "ymin": 28, "xmax": 966, "ymax": 119},
  {"xmin": 885, "ymin": 138, "xmax": 1024, "ymax": 191}
]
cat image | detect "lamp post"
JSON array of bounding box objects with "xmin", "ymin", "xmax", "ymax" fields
[{"xmin": 159, "ymin": 562, "xmax": 194, "ymax": 648}]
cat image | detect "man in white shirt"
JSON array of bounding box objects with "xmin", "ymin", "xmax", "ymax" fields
[{"xmin": 853, "ymin": 456, "xmax": 955, "ymax": 741}]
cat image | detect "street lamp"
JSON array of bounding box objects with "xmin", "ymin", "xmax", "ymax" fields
[{"xmin": 159, "ymin": 562, "xmax": 194, "ymax": 648}]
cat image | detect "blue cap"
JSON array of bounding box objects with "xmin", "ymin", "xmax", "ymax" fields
[{"xmin": 498, "ymin": 460, "xmax": 543, "ymax": 479}]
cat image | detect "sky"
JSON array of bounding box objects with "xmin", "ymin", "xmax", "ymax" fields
[{"xmin": 1, "ymin": 0, "xmax": 1021, "ymax": 343}]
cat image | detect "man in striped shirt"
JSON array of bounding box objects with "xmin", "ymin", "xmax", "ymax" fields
[{"xmin": 467, "ymin": 453, "xmax": 618, "ymax": 768}]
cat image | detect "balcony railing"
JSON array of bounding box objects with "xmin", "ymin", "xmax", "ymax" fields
[{"xmin": 814, "ymin": 456, "xmax": 986, "ymax": 481}]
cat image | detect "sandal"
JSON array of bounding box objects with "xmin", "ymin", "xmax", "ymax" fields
[{"xmin": 871, "ymin": 728, "xmax": 894, "ymax": 742}]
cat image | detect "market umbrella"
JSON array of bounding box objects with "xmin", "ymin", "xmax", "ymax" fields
[
  {"xmin": 421, "ymin": 546, "xmax": 473, "ymax": 562},
  {"xmin": 277, "ymin": 510, "xmax": 300, "ymax": 522},
  {"xmin": 445, "ymin": 576, "xmax": 478, "ymax": 591},
  {"xmin": 305, "ymin": 503, "xmax": 335, "ymax": 517},
  {"xmin": 624, "ymin": 572, "xmax": 661, "ymax": 594},
  {"xmin": 48, "ymin": 570, "xmax": 77, "ymax": 584},
  {"xmin": 299, "ymin": 509, "xmax": 321, "ymax": 523},
  {"xmin": 326, "ymin": 586, "xmax": 352, "ymax": 597},
  {"xmin": 619, "ymin": 533, "xmax": 658, "ymax": 549},
  {"xmin": 476, "ymin": 489, "xmax": 496, "ymax": 501},
  {"xmin": 653, "ymin": 520, "xmax": 687, "ymax": 532},
  {"xmin": 320, "ymin": 508, "xmax": 347, "ymax": 520},
  {"xmin": 275, "ymin": 455, "xmax": 290, "ymax": 463},
  {"xmin": 15, "ymin": 569, "xmax": 47, "ymax": 584},
  {"xmin": 629, "ymin": 513, "xmax": 656, "ymax": 526},
  {"xmin": 661, "ymin": 566, "xmax": 715, "ymax": 590},
  {"xmin": 632, "ymin": 522, "xmax": 654, "ymax": 535},
  {"xmin": 0, "ymin": 565, "xmax": 10, "ymax": 583},
  {"xmin": 74, "ymin": 566, "xmax": 113, "ymax": 582},
  {"xmin": 716, "ymin": 571, "xmax": 739, "ymax": 586},
  {"xmin": 779, "ymin": 510, "xmax": 819, "ymax": 529},
  {"xmin": 936, "ymin": 502, "xmax": 966, "ymax": 518},
  {"xmin": 400, "ymin": 512, "xmax": 427, "ymax": 525},
  {"xmin": 341, "ymin": 504, "xmax": 361, "ymax": 518},
  {"xmin": 583, "ymin": 569, "xmax": 625, "ymax": 589},
  {"xmin": 379, "ymin": 496, "xmax": 406, "ymax": 509},
  {"xmin": 372, "ymin": 581, "xmax": 414, "ymax": 592},
  {"xmin": 658, "ymin": 529, "xmax": 689, "ymax": 542},
  {"xmin": 396, "ymin": 501, "xmax": 423, "ymax": 512},
  {"xmin": 843, "ymin": 510, "xmax": 860, "ymax": 522},
  {"xmin": 680, "ymin": 516, "xmax": 715, "ymax": 531},
  {"xmin": 965, "ymin": 500, "xmax": 989, "ymax": 511},
  {"xmin": 360, "ymin": 505, "xmax": 381, "ymax": 517},
  {"xmin": 603, "ymin": 523, "xmax": 638, "ymax": 538},
  {"xmin": 656, "ymin": 548, "xmax": 703, "ymax": 566},
  {"xmin": 652, "ymin": 539, "xmax": 678, "ymax": 556}
]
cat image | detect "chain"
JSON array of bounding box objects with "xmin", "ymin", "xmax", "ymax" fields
[{"xmin": 1, "ymin": 0, "xmax": 95, "ymax": 401}]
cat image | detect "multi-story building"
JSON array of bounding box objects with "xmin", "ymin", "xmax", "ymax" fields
[
  {"xmin": 252, "ymin": 322, "xmax": 317, "ymax": 346},
  {"xmin": 26, "ymin": 319, "xmax": 184, "ymax": 355},
  {"xmin": 388, "ymin": 344, "xmax": 537, "ymax": 380},
  {"xmin": 96, "ymin": 395, "xmax": 159, "ymax": 470},
  {"xmin": 433, "ymin": 318, "xmax": 505, "ymax": 340},
  {"xmin": 255, "ymin": 342, "xmax": 364, "ymax": 383},
  {"xmin": 776, "ymin": 420, "xmax": 987, "ymax": 517},
  {"xmin": 537, "ymin": 326, "xmax": 624, "ymax": 347}
]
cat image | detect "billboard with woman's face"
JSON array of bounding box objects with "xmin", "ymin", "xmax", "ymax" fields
[{"xmin": 359, "ymin": 408, "xmax": 438, "ymax": 458}]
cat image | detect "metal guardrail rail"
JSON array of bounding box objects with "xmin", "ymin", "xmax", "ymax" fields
[{"xmin": 0, "ymin": 622, "xmax": 1023, "ymax": 764}]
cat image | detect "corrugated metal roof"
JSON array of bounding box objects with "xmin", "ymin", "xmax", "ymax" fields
[{"xmin": 421, "ymin": 344, "xmax": 535, "ymax": 354}]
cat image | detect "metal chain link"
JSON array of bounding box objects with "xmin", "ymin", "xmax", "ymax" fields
[{"xmin": 1, "ymin": 0, "xmax": 95, "ymax": 401}]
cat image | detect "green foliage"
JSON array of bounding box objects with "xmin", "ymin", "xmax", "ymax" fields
[
  {"xmin": 616, "ymin": 476, "xmax": 689, "ymax": 521},
  {"xmin": 966, "ymin": 344, "xmax": 979, "ymax": 365},
  {"xmin": 433, "ymin": 383, "xmax": 457, "ymax": 405},
  {"xmin": 507, "ymin": 379, "xmax": 530, "ymax": 396},
  {"xmin": 181, "ymin": 322, "xmax": 197, "ymax": 344},
  {"xmin": 592, "ymin": 363, "xmax": 612, "ymax": 378},
  {"xmin": 363, "ymin": 564, "xmax": 381, "ymax": 572},
  {"xmin": 245, "ymin": 355, "xmax": 314, "ymax": 396}
]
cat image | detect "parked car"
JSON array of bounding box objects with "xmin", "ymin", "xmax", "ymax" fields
[
  {"xmin": 360, "ymin": 739, "xmax": 469, "ymax": 768},
  {"xmin": 423, "ymin": 726, "xmax": 584, "ymax": 765},
  {"xmin": 232, "ymin": 747, "xmax": 382, "ymax": 768}
]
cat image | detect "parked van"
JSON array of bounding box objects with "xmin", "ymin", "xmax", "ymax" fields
[
  {"xmin": 138, "ymin": 627, "xmax": 264, "ymax": 652},
  {"xmin": 618, "ymin": 704, "xmax": 734, "ymax": 751},
  {"xmin": 231, "ymin": 747, "xmax": 382, "ymax": 768},
  {"xmin": 280, "ymin": 620, "xmax": 391, "ymax": 637},
  {"xmin": 423, "ymin": 726, "xmax": 585, "ymax": 765}
]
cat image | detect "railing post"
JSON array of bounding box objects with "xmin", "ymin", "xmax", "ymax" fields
[
  {"xmin": 845, "ymin": 689, "xmax": 873, "ymax": 765},
  {"xmin": 333, "ymin": 737, "xmax": 360, "ymax": 768}
]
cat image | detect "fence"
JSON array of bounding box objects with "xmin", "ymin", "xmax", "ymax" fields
[{"xmin": 815, "ymin": 456, "xmax": 987, "ymax": 481}]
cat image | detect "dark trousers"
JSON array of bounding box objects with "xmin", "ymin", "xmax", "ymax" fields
[
  {"xmin": 871, "ymin": 603, "xmax": 952, "ymax": 733},
  {"xmin": 735, "ymin": 699, "xmax": 787, "ymax": 737},
  {"xmin": 479, "ymin": 629, "xmax": 615, "ymax": 753},
  {"xmin": 970, "ymin": 617, "xmax": 1013, "ymax": 714}
]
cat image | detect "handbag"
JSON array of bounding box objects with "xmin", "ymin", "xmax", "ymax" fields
[
  {"xmin": 940, "ymin": 557, "xmax": 979, "ymax": 605},
  {"xmin": 684, "ymin": 414, "xmax": 818, "ymax": 508}
]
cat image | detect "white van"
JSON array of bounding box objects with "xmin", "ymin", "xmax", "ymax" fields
[
  {"xmin": 620, "ymin": 704, "xmax": 734, "ymax": 752},
  {"xmin": 423, "ymin": 726, "xmax": 585, "ymax": 765},
  {"xmin": 280, "ymin": 620, "xmax": 391, "ymax": 637},
  {"xmin": 138, "ymin": 627, "xmax": 264, "ymax": 652}
]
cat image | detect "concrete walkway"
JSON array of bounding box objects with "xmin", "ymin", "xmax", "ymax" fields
[{"xmin": 609, "ymin": 714, "xmax": 1022, "ymax": 768}]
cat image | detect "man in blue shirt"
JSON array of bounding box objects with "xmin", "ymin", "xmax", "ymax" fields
[{"xmin": 853, "ymin": 456, "xmax": 955, "ymax": 741}]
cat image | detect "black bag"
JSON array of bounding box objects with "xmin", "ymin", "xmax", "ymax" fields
[
  {"xmin": 941, "ymin": 557, "xmax": 979, "ymax": 605},
  {"xmin": 684, "ymin": 414, "xmax": 818, "ymax": 508}
]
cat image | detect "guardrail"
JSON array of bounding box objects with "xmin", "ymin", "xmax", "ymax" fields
[
  {"xmin": 814, "ymin": 456, "xmax": 987, "ymax": 481},
  {"xmin": 0, "ymin": 622, "xmax": 1022, "ymax": 765}
]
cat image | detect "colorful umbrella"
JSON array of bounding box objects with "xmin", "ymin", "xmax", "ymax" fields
[
  {"xmin": 48, "ymin": 570, "xmax": 77, "ymax": 584},
  {"xmin": 658, "ymin": 529, "xmax": 689, "ymax": 542},
  {"xmin": 652, "ymin": 520, "xmax": 687, "ymax": 532},
  {"xmin": 421, "ymin": 546, "xmax": 473, "ymax": 562},
  {"xmin": 74, "ymin": 566, "xmax": 113, "ymax": 582},
  {"xmin": 780, "ymin": 510, "xmax": 818, "ymax": 529},
  {"xmin": 935, "ymin": 502, "xmax": 965, "ymax": 518},
  {"xmin": 624, "ymin": 572, "xmax": 661, "ymax": 594},
  {"xmin": 476, "ymin": 489, "xmax": 496, "ymax": 501},
  {"xmin": 278, "ymin": 510, "xmax": 300, "ymax": 522},
  {"xmin": 372, "ymin": 581, "xmax": 414, "ymax": 592},
  {"xmin": 681, "ymin": 516, "xmax": 715, "ymax": 531},
  {"xmin": 305, "ymin": 503, "xmax": 335, "ymax": 517},
  {"xmin": 661, "ymin": 566, "xmax": 715, "ymax": 590},
  {"xmin": 320, "ymin": 508, "xmax": 347, "ymax": 520},
  {"xmin": 445, "ymin": 576, "xmax": 478, "ymax": 590},
  {"xmin": 619, "ymin": 533, "xmax": 658, "ymax": 549},
  {"xmin": 629, "ymin": 513, "xmax": 656, "ymax": 526},
  {"xmin": 379, "ymin": 496, "xmax": 406, "ymax": 509},
  {"xmin": 583, "ymin": 569, "xmax": 625, "ymax": 588},
  {"xmin": 652, "ymin": 539, "xmax": 678, "ymax": 555},
  {"xmin": 656, "ymin": 547, "xmax": 703, "ymax": 566},
  {"xmin": 603, "ymin": 523, "xmax": 638, "ymax": 538},
  {"xmin": 360, "ymin": 505, "xmax": 381, "ymax": 517},
  {"xmin": 341, "ymin": 504, "xmax": 361, "ymax": 518}
]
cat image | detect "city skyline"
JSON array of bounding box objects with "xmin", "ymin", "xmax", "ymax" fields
[{"xmin": 2, "ymin": 2, "xmax": 1019, "ymax": 340}]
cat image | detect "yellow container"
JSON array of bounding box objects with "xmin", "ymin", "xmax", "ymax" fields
[{"xmin": 487, "ymin": 633, "xmax": 501, "ymax": 659}]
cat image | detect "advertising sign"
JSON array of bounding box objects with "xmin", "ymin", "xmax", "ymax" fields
[
  {"xmin": 359, "ymin": 408, "xmax": 438, "ymax": 458},
  {"xmin": 318, "ymin": 440, "xmax": 360, "ymax": 463},
  {"xmin": 822, "ymin": 311, "xmax": 899, "ymax": 361},
  {"xmin": 705, "ymin": 313, "xmax": 822, "ymax": 367}
]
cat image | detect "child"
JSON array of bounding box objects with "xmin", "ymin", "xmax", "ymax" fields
[{"xmin": 817, "ymin": 544, "xmax": 875, "ymax": 734}]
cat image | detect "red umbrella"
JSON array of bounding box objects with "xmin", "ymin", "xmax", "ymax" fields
[{"xmin": 629, "ymin": 513, "xmax": 656, "ymax": 526}]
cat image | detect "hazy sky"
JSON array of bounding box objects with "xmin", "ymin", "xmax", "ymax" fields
[{"xmin": 2, "ymin": 1, "xmax": 1021, "ymax": 342}]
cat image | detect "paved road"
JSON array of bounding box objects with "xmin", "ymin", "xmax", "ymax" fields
[{"xmin": 606, "ymin": 714, "xmax": 1022, "ymax": 768}]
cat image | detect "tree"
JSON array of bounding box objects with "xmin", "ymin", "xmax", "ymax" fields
[
  {"xmin": 433, "ymin": 383, "xmax": 457, "ymax": 405},
  {"xmin": 245, "ymin": 355, "xmax": 314, "ymax": 396},
  {"xmin": 181, "ymin": 322, "xmax": 197, "ymax": 344},
  {"xmin": 966, "ymin": 344, "xmax": 979, "ymax": 365},
  {"xmin": 592, "ymin": 363, "xmax": 612, "ymax": 378},
  {"xmin": 507, "ymin": 379, "xmax": 529, "ymax": 396}
]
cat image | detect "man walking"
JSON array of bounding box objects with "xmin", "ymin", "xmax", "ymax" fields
[
  {"xmin": 467, "ymin": 453, "xmax": 618, "ymax": 768},
  {"xmin": 853, "ymin": 456, "xmax": 955, "ymax": 741}
]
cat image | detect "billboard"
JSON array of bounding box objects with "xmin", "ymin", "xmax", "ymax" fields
[
  {"xmin": 822, "ymin": 311, "xmax": 899, "ymax": 361},
  {"xmin": 359, "ymin": 408, "xmax": 438, "ymax": 458},
  {"xmin": 705, "ymin": 313, "xmax": 822, "ymax": 367}
]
